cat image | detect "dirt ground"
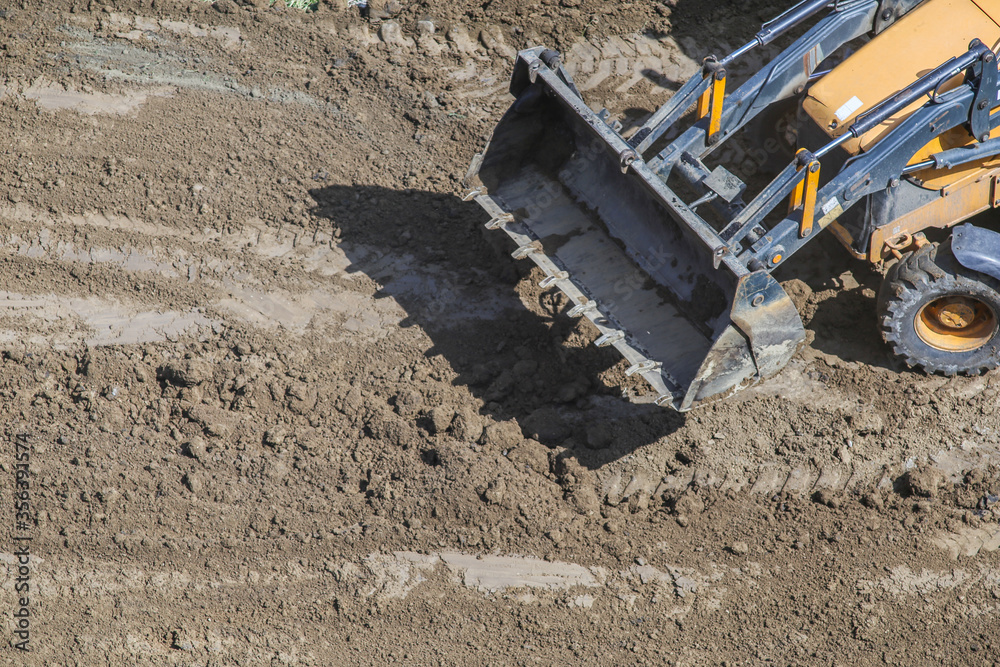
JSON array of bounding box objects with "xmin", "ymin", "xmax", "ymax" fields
[{"xmin": 0, "ymin": 0, "xmax": 999, "ymax": 664}]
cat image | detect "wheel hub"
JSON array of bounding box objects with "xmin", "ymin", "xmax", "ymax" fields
[
  {"xmin": 915, "ymin": 296, "xmax": 998, "ymax": 352},
  {"xmin": 934, "ymin": 300, "xmax": 976, "ymax": 328}
]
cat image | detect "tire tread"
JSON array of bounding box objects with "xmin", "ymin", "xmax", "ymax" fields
[{"xmin": 877, "ymin": 240, "xmax": 1000, "ymax": 376}]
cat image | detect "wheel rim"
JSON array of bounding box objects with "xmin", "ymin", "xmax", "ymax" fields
[{"xmin": 914, "ymin": 295, "xmax": 998, "ymax": 352}]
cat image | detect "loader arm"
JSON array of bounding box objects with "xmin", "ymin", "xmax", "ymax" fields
[{"xmin": 633, "ymin": 0, "xmax": 883, "ymax": 156}]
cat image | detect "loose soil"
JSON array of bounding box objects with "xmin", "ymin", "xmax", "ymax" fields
[{"xmin": 0, "ymin": 1, "xmax": 999, "ymax": 665}]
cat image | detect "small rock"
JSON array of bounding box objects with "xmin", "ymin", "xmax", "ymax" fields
[
  {"xmin": 451, "ymin": 407, "xmax": 483, "ymax": 442},
  {"xmin": 484, "ymin": 370, "xmax": 514, "ymax": 402},
  {"xmin": 404, "ymin": 517, "xmax": 422, "ymax": 530},
  {"xmin": 729, "ymin": 541, "xmax": 749, "ymax": 556},
  {"xmin": 212, "ymin": 0, "xmax": 237, "ymax": 13},
  {"xmin": 182, "ymin": 437, "xmax": 208, "ymax": 461},
  {"xmin": 394, "ymin": 389, "xmax": 423, "ymax": 417},
  {"xmin": 628, "ymin": 492, "xmax": 649, "ymax": 514},
  {"xmin": 585, "ymin": 422, "xmax": 614, "ymax": 450},
  {"xmin": 479, "ymin": 24, "xmax": 517, "ymax": 58},
  {"xmin": 96, "ymin": 487, "xmax": 119, "ymax": 504},
  {"xmin": 835, "ymin": 445, "xmax": 853, "ymax": 465},
  {"xmin": 182, "ymin": 472, "xmax": 203, "ymax": 494},
  {"xmin": 416, "ymin": 32, "xmax": 444, "ymax": 56},
  {"xmin": 158, "ymin": 359, "xmax": 211, "ymax": 387},
  {"xmin": 446, "ymin": 24, "xmax": 479, "ymax": 54},
  {"xmin": 850, "ymin": 409, "xmax": 884, "ymax": 435},
  {"xmin": 552, "ymin": 454, "xmax": 595, "ymax": 488},
  {"xmin": 568, "ymin": 485, "xmax": 600, "ymax": 514},
  {"xmin": 507, "ymin": 439, "xmax": 550, "ymax": 474},
  {"xmin": 672, "ymin": 493, "xmax": 704, "ymax": 516},
  {"xmin": 861, "ymin": 492, "xmax": 884, "ymax": 510},
  {"xmin": 378, "ymin": 21, "xmax": 413, "ymax": 48},
  {"xmin": 286, "ymin": 382, "xmax": 318, "ymax": 415},
  {"xmin": 263, "ymin": 428, "xmax": 287, "ymax": 449},
  {"xmin": 179, "ymin": 387, "xmax": 203, "ymax": 406},
  {"xmin": 813, "ymin": 489, "xmax": 842, "ymax": 509},
  {"xmin": 170, "ymin": 628, "xmax": 195, "ymax": 651},
  {"xmin": 676, "ymin": 515, "xmax": 690, "ymax": 528},
  {"xmin": 421, "ymin": 90, "xmax": 439, "ymax": 109},
  {"xmin": 428, "ymin": 406, "xmax": 454, "ymax": 435},
  {"xmin": 340, "ymin": 387, "xmax": 365, "ymax": 416},
  {"xmin": 416, "ymin": 19, "xmax": 436, "ymax": 35},
  {"xmin": 900, "ymin": 466, "xmax": 944, "ymax": 498},
  {"xmin": 521, "ymin": 407, "xmax": 569, "ymax": 443},
  {"xmin": 481, "ymin": 420, "xmax": 522, "ymax": 450},
  {"xmin": 369, "ymin": 0, "xmax": 402, "ymax": 19},
  {"xmin": 206, "ymin": 422, "xmax": 230, "ymax": 438},
  {"xmin": 556, "ymin": 376, "xmax": 590, "ymax": 403},
  {"xmin": 483, "ymin": 479, "xmax": 506, "ymax": 504}
]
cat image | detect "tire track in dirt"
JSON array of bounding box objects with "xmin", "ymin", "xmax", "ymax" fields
[{"xmin": 0, "ymin": 203, "xmax": 522, "ymax": 348}]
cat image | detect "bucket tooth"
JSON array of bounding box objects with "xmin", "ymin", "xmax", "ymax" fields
[
  {"xmin": 594, "ymin": 331, "xmax": 625, "ymax": 347},
  {"xmin": 463, "ymin": 186, "xmax": 485, "ymax": 201},
  {"xmin": 511, "ymin": 244, "xmax": 538, "ymax": 260},
  {"xmin": 568, "ymin": 301, "xmax": 597, "ymax": 318},
  {"xmin": 485, "ymin": 213, "xmax": 514, "ymax": 230},
  {"xmin": 539, "ymin": 271, "xmax": 569, "ymax": 288},
  {"xmin": 626, "ymin": 360, "xmax": 660, "ymax": 376}
]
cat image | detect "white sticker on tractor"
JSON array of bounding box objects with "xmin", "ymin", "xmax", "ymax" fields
[
  {"xmin": 834, "ymin": 96, "xmax": 863, "ymax": 123},
  {"xmin": 822, "ymin": 198, "xmax": 839, "ymax": 215}
]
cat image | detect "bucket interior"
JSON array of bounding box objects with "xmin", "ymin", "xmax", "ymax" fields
[{"xmin": 473, "ymin": 88, "xmax": 757, "ymax": 405}]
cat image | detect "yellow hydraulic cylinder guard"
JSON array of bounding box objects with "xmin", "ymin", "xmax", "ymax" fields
[
  {"xmin": 789, "ymin": 149, "xmax": 821, "ymax": 238},
  {"xmin": 697, "ymin": 71, "xmax": 727, "ymax": 141},
  {"xmin": 696, "ymin": 86, "xmax": 710, "ymax": 119}
]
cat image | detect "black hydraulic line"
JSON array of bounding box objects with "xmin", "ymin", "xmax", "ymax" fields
[
  {"xmin": 902, "ymin": 136, "xmax": 1000, "ymax": 173},
  {"xmin": 632, "ymin": 0, "xmax": 852, "ymax": 151},
  {"xmin": 814, "ymin": 40, "xmax": 992, "ymax": 159},
  {"xmin": 901, "ymin": 159, "xmax": 935, "ymax": 173},
  {"xmin": 849, "ymin": 41, "xmax": 990, "ymax": 137},
  {"xmin": 720, "ymin": 0, "xmax": 832, "ymax": 66}
]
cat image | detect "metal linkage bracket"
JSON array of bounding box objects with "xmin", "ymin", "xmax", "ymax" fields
[{"xmin": 966, "ymin": 40, "xmax": 998, "ymax": 143}]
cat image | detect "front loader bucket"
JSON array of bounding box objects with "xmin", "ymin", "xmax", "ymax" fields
[{"xmin": 466, "ymin": 50, "xmax": 805, "ymax": 411}]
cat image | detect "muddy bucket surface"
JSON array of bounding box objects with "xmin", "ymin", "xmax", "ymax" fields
[{"xmin": 467, "ymin": 50, "xmax": 804, "ymax": 410}]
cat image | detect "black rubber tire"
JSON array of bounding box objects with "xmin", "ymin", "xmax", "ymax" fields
[{"xmin": 878, "ymin": 238, "xmax": 1000, "ymax": 376}]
